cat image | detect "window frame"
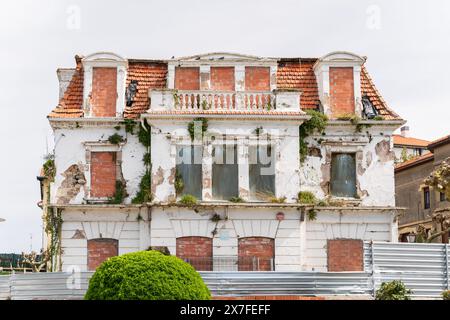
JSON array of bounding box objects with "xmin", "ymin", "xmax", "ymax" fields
[
  {"xmin": 423, "ymin": 187, "xmax": 431, "ymax": 209},
  {"xmin": 330, "ymin": 152, "xmax": 357, "ymax": 199},
  {"xmin": 175, "ymin": 144, "xmax": 203, "ymax": 199}
]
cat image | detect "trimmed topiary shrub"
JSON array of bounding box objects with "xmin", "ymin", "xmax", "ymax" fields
[
  {"xmin": 84, "ymin": 250, "xmax": 211, "ymax": 300},
  {"xmin": 375, "ymin": 280, "xmax": 412, "ymax": 300}
]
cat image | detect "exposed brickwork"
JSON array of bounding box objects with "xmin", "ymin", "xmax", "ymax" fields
[
  {"xmin": 329, "ymin": 67, "xmax": 354, "ymax": 117},
  {"xmin": 213, "ymin": 296, "xmax": 325, "ymax": 300},
  {"xmin": 175, "ymin": 67, "xmax": 200, "ymax": 90},
  {"xmin": 176, "ymin": 236, "xmax": 212, "ymax": 271},
  {"xmin": 87, "ymin": 238, "xmax": 118, "ymax": 270},
  {"xmin": 210, "ymin": 67, "xmax": 235, "ymax": 91},
  {"xmin": 238, "ymin": 237, "xmax": 274, "ymax": 271},
  {"xmin": 90, "ymin": 152, "xmax": 116, "ymax": 198},
  {"xmin": 91, "ymin": 67, "xmax": 117, "ymax": 117},
  {"xmin": 327, "ymin": 239, "xmax": 364, "ymax": 272},
  {"xmin": 245, "ymin": 67, "xmax": 270, "ymax": 91}
]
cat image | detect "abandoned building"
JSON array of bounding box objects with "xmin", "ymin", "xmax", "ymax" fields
[
  {"xmin": 40, "ymin": 51, "xmax": 406, "ymax": 272},
  {"xmin": 395, "ymin": 135, "xmax": 450, "ymax": 242}
]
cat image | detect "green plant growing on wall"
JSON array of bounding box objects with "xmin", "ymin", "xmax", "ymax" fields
[
  {"xmin": 373, "ymin": 115, "xmax": 384, "ymax": 121},
  {"xmin": 307, "ymin": 208, "xmax": 317, "ymax": 221},
  {"xmin": 269, "ymin": 196, "xmax": 286, "ymax": 203},
  {"xmin": 43, "ymin": 154, "xmax": 56, "ymax": 181},
  {"xmin": 178, "ymin": 194, "xmax": 198, "ymax": 207},
  {"xmin": 108, "ymin": 133, "xmax": 124, "ymax": 145},
  {"xmin": 109, "ymin": 180, "xmax": 127, "ymax": 204},
  {"xmin": 229, "ymin": 196, "xmax": 245, "ymax": 203},
  {"xmin": 298, "ymin": 191, "xmax": 317, "ymax": 204},
  {"xmin": 45, "ymin": 208, "xmax": 63, "ymax": 272},
  {"xmin": 299, "ymin": 110, "xmax": 328, "ymax": 163},
  {"xmin": 188, "ymin": 118, "xmax": 208, "ymax": 141},
  {"xmin": 375, "ymin": 280, "xmax": 412, "ymax": 300},
  {"xmin": 132, "ymin": 120, "xmax": 153, "ymax": 204},
  {"xmin": 174, "ymin": 170, "xmax": 184, "ymax": 195},
  {"xmin": 123, "ymin": 119, "xmax": 136, "ymax": 134},
  {"xmin": 442, "ymin": 290, "xmax": 450, "ymax": 300}
]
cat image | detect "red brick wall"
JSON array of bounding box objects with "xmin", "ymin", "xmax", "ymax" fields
[
  {"xmin": 90, "ymin": 152, "xmax": 116, "ymax": 198},
  {"xmin": 245, "ymin": 67, "xmax": 270, "ymax": 91},
  {"xmin": 175, "ymin": 67, "xmax": 200, "ymax": 90},
  {"xmin": 238, "ymin": 237, "xmax": 274, "ymax": 271},
  {"xmin": 327, "ymin": 239, "xmax": 363, "ymax": 271},
  {"xmin": 91, "ymin": 67, "xmax": 117, "ymax": 117},
  {"xmin": 210, "ymin": 67, "xmax": 235, "ymax": 91},
  {"xmin": 176, "ymin": 236, "xmax": 212, "ymax": 271},
  {"xmin": 87, "ymin": 238, "xmax": 118, "ymax": 270},
  {"xmin": 329, "ymin": 67, "xmax": 355, "ymax": 117}
]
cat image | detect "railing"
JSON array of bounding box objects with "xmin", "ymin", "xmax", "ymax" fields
[
  {"xmin": 174, "ymin": 91, "xmax": 275, "ymax": 111},
  {"xmin": 149, "ymin": 89, "xmax": 302, "ymax": 113},
  {"xmin": 180, "ymin": 256, "xmax": 274, "ymax": 271}
]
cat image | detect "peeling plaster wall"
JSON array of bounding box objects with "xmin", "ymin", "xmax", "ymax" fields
[
  {"xmin": 149, "ymin": 120, "xmax": 301, "ymax": 203},
  {"xmin": 51, "ymin": 126, "xmax": 145, "ymax": 204},
  {"xmin": 299, "ymin": 125, "xmax": 396, "ymax": 206},
  {"xmin": 58, "ymin": 206, "xmax": 396, "ymax": 271}
]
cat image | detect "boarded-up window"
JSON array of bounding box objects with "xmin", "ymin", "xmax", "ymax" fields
[
  {"xmin": 330, "ymin": 153, "xmax": 356, "ymax": 198},
  {"xmin": 90, "ymin": 152, "xmax": 117, "ymax": 198},
  {"xmin": 249, "ymin": 145, "xmax": 275, "ymax": 200},
  {"xmin": 174, "ymin": 67, "xmax": 200, "ymax": 90},
  {"xmin": 176, "ymin": 236, "xmax": 212, "ymax": 271},
  {"xmin": 212, "ymin": 144, "xmax": 238, "ymax": 200},
  {"xmin": 87, "ymin": 238, "xmax": 118, "ymax": 271},
  {"xmin": 238, "ymin": 237, "xmax": 274, "ymax": 271},
  {"xmin": 91, "ymin": 67, "xmax": 117, "ymax": 117},
  {"xmin": 176, "ymin": 145, "xmax": 202, "ymax": 199}
]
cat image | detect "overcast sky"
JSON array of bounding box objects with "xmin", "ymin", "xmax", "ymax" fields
[{"xmin": 0, "ymin": 0, "xmax": 449, "ymax": 252}]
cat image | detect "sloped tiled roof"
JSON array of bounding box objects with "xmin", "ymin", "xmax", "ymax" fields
[
  {"xmin": 428, "ymin": 134, "xmax": 450, "ymax": 151},
  {"xmin": 395, "ymin": 152, "xmax": 434, "ymax": 172},
  {"xmin": 393, "ymin": 135, "xmax": 429, "ymax": 148},
  {"xmin": 49, "ymin": 54, "xmax": 401, "ymax": 120}
]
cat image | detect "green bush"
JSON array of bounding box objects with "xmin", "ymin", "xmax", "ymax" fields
[
  {"xmin": 178, "ymin": 194, "xmax": 198, "ymax": 206},
  {"xmin": 375, "ymin": 280, "xmax": 412, "ymax": 300},
  {"xmin": 84, "ymin": 251, "xmax": 211, "ymax": 300},
  {"xmin": 442, "ymin": 290, "xmax": 450, "ymax": 300},
  {"xmin": 298, "ymin": 191, "xmax": 317, "ymax": 204}
]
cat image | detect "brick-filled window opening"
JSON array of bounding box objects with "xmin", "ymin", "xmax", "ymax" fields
[
  {"xmin": 238, "ymin": 237, "xmax": 274, "ymax": 271},
  {"xmin": 90, "ymin": 152, "xmax": 117, "ymax": 198},
  {"xmin": 245, "ymin": 67, "xmax": 270, "ymax": 91},
  {"xmin": 212, "ymin": 143, "xmax": 239, "ymax": 200},
  {"xmin": 330, "ymin": 153, "xmax": 357, "ymax": 198},
  {"xmin": 327, "ymin": 239, "xmax": 363, "ymax": 272},
  {"xmin": 176, "ymin": 145, "xmax": 203, "ymax": 199},
  {"xmin": 249, "ymin": 144, "xmax": 275, "ymax": 200},
  {"xmin": 91, "ymin": 67, "xmax": 117, "ymax": 117},
  {"xmin": 87, "ymin": 238, "xmax": 118, "ymax": 271},
  {"xmin": 210, "ymin": 67, "xmax": 235, "ymax": 91},
  {"xmin": 423, "ymin": 187, "xmax": 431, "ymax": 209},
  {"xmin": 174, "ymin": 67, "xmax": 200, "ymax": 90},
  {"xmin": 176, "ymin": 237, "xmax": 212, "ymax": 271}
]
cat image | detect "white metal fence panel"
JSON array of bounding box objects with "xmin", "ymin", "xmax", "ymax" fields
[
  {"xmin": 10, "ymin": 272, "xmax": 94, "ymax": 300},
  {"xmin": 0, "ymin": 275, "xmax": 10, "ymax": 300},
  {"xmin": 365, "ymin": 241, "xmax": 450, "ymax": 298}
]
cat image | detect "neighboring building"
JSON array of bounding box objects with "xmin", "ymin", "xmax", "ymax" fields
[
  {"xmin": 42, "ymin": 51, "xmax": 405, "ymax": 272},
  {"xmin": 395, "ymin": 135, "xmax": 450, "ymax": 242},
  {"xmin": 393, "ymin": 126, "xmax": 430, "ymax": 163}
]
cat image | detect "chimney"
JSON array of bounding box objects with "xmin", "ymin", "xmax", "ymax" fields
[
  {"xmin": 400, "ymin": 126, "xmax": 410, "ymax": 138},
  {"xmin": 57, "ymin": 69, "xmax": 76, "ymax": 100}
]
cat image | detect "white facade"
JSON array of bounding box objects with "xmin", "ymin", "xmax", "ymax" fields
[{"xmin": 46, "ymin": 51, "xmax": 404, "ymax": 272}]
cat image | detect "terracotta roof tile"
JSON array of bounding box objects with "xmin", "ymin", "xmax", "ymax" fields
[
  {"xmin": 428, "ymin": 134, "xmax": 450, "ymax": 150},
  {"xmin": 124, "ymin": 62, "xmax": 167, "ymax": 119},
  {"xmin": 49, "ymin": 55, "xmax": 400, "ymax": 120},
  {"xmin": 395, "ymin": 152, "xmax": 434, "ymax": 172},
  {"xmin": 393, "ymin": 135, "xmax": 429, "ymax": 147}
]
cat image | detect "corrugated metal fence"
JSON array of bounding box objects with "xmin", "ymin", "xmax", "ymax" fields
[
  {"xmin": 364, "ymin": 241, "xmax": 450, "ymax": 298},
  {"xmin": 0, "ymin": 242, "xmax": 447, "ymax": 299}
]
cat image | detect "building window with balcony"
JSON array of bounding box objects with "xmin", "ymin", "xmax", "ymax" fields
[
  {"xmin": 176, "ymin": 145, "xmax": 203, "ymax": 199},
  {"xmin": 330, "ymin": 153, "xmax": 357, "ymax": 198},
  {"xmin": 249, "ymin": 144, "xmax": 275, "ymax": 200},
  {"xmin": 423, "ymin": 187, "xmax": 430, "ymax": 209},
  {"xmin": 212, "ymin": 143, "xmax": 239, "ymax": 200}
]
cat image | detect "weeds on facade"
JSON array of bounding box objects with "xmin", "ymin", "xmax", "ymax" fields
[
  {"xmin": 143, "ymin": 153, "xmax": 151, "ymax": 167},
  {"xmin": 132, "ymin": 171, "xmax": 153, "ymax": 204},
  {"xmin": 178, "ymin": 194, "xmax": 198, "ymax": 207},
  {"xmin": 307, "ymin": 209, "xmax": 317, "ymax": 221},
  {"xmin": 188, "ymin": 118, "xmax": 208, "ymax": 141},
  {"xmin": 375, "ymin": 280, "xmax": 412, "ymax": 300},
  {"xmin": 269, "ymin": 196, "xmax": 286, "ymax": 203},
  {"xmin": 229, "ymin": 196, "xmax": 245, "ymax": 203},
  {"xmin": 43, "ymin": 154, "xmax": 56, "ymax": 181},
  {"xmin": 109, "ymin": 180, "xmax": 127, "ymax": 204},
  {"xmin": 44, "ymin": 208, "xmax": 63, "ymax": 272},
  {"xmin": 108, "ymin": 133, "xmax": 124, "ymax": 144},
  {"xmin": 174, "ymin": 170, "xmax": 184, "ymax": 195},
  {"xmin": 297, "ymin": 191, "xmax": 317, "ymax": 204},
  {"xmin": 132, "ymin": 120, "xmax": 153, "ymax": 204},
  {"xmin": 210, "ymin": 214, "xmax": 222, "ymax": 222},
  {"xmin": 299, "ymin": 110, "xmax": 328, "ymax": 163},
  {"xmin": 123, "ymin": 119, "xmax": 136, "ymax": 134},
  {"xmin": 442, "ymin": 290, "xmax": 450, "ymax": 300}
]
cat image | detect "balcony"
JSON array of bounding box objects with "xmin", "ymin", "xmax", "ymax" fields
[{"xmin": 147, "ymin": 89, "xmax": 303, "ymax": 114}]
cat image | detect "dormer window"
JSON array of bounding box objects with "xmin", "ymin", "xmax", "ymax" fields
[{"xmin": 82, "ymin": 52, "xmax": 128, "ymax": 118}]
